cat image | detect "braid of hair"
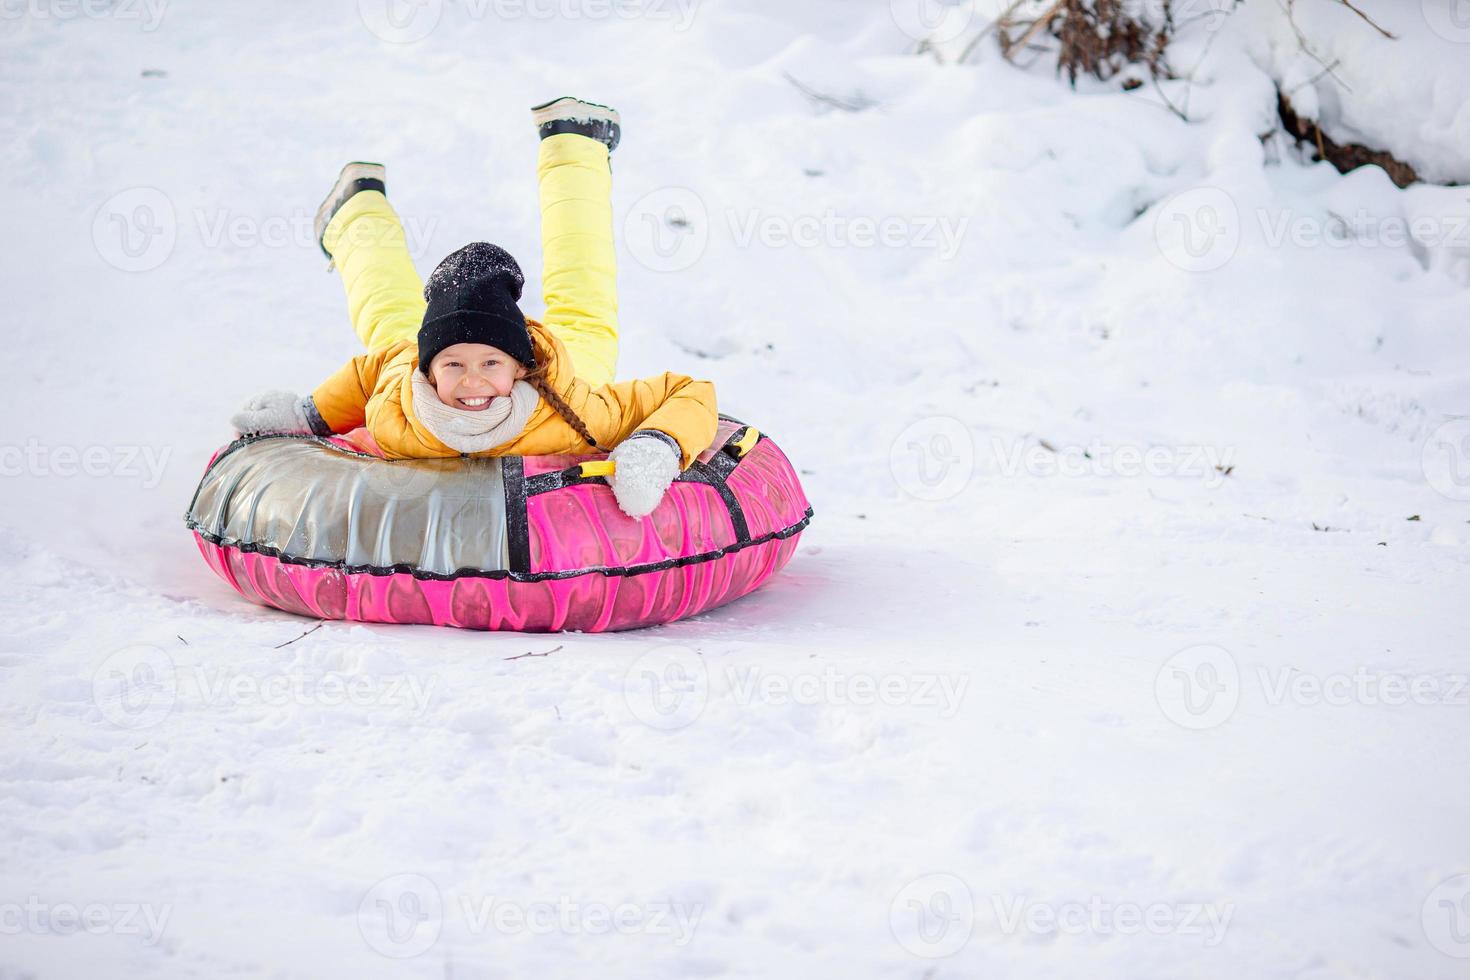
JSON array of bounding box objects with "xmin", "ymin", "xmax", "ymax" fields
[
  {"xmin": 529, "ymin": 373, "xmax": 604, "ymax": 451},
  {"xmin": 524, "ymin": 342, "xmax": 604, "ymax": 451}
]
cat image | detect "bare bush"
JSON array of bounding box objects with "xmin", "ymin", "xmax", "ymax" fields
[{"xmin": 996, "ymin": 0, "xmax": 1176, "ymax": 86}]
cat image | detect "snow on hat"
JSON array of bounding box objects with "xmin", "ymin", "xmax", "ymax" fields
[{"xmin": 418, "ymin": 242, "xmax": 535, "ymax": 374}]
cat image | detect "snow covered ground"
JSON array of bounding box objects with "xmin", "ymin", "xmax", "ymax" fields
[
  {"xmin": 1243, "ymin": 0, "xmax": 1470, "ymax": 185},
  {"xmin": 2, "ymin": 0, "xmax": 1469, "ymax": 976}
]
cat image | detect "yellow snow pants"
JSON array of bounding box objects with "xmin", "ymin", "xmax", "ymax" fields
[{"xmin": 321, "ymin": 132, "xmax": 619, "ymax": 386}]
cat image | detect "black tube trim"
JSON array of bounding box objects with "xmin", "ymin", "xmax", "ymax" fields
[
  {"xmin": 502, "ymin": 455, "xmax": 531, "ymax": 574},
  {"xmin": 678, "ymin": 461, "xmax": 750, "ymax": 542},
  {"xmin": 704, "ymin": 448, "xmax": 740, "ymax": 482},
  {"xmin": 525, "ymin": 465, "xmax": 605, "ymax": 496}
]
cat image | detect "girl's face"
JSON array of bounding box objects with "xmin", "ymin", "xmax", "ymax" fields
[{"xmin": 427, "ymin": 343, "xmax": 526, "ymax": 411}]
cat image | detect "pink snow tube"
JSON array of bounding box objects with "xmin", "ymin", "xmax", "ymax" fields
[{"xmin": 184, "ymin": 417, "xmax": 812, "ymax": 632}]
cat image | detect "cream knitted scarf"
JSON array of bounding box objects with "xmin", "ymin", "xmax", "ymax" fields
[{"xmin": 409, "ymin": 372, "xmax": 540, "ymax": 454}]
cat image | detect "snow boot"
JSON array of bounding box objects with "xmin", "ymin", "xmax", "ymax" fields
[
  {"xmin": 530, "ymin": 97, "xmax": 621, "ymax": 153},
  {"xmin": 314, "ymin": 161, "xmax": 387, "ymax": 259}
]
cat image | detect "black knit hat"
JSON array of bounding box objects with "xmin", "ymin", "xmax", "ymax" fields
[{"xmin": 418, "ymin": 242, "xmax": 535, "ymax": 375}]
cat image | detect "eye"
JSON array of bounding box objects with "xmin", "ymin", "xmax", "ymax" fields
[{"xmin": 483, "ymin": 360, "xmax": 499, "ymax": 367}]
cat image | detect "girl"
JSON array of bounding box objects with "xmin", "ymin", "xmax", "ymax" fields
[{"xmin": 230, "ymin": 97, "xmax": 716, "ymax": 519}]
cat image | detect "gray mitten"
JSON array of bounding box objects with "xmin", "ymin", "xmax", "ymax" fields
[
  {"xmin": 231, "ymin": 390, "xmax": 313, "ymax": 437},
  {"xmin": 607, "ymin": 431, "xmax": 682, "ymax": 519}
]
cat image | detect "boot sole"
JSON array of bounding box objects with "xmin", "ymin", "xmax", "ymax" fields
[{"xmin": 530, "ymin": 96, "xmax": 620, "ymax": 128}]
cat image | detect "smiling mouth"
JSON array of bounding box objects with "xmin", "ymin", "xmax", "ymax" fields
[{"xmin": 457, "ymin": 396, "xmax": 493, "ymax": 410}]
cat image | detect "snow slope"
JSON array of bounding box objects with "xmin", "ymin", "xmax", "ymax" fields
[{"xmin": 1, "ymin": 1, "xmax": 1469, "ymax": 976}]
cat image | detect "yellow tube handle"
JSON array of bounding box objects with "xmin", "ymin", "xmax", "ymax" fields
[
  {"xmin": 730, "ymin": 427, "xmax": 760, "ymax": 457},
  {"xmin": 578, "ymin": 459, "xmax": 617, "ymax": 478}
]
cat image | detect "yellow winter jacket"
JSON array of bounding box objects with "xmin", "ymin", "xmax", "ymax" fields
[{"xmin": 310, "ymin": 322, "xmax": 717, "ymax": 469}]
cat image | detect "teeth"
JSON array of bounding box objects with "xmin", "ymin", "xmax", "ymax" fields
[{"xmin": 461, "ymin": 397, "xmax": 490, "ymax": 406}]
